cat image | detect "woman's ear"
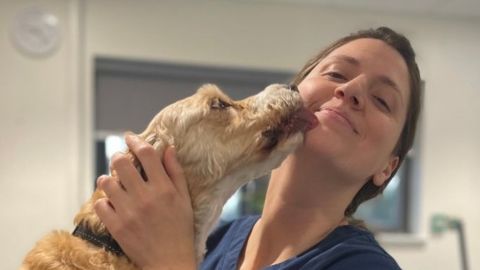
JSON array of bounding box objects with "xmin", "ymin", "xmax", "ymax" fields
[{"xmin": 373, "ymin": 156, "xmax": 399, "ymax": 187}]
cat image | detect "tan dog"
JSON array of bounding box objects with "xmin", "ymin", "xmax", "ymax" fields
[{"xmin": 21, "ymin": 83, "xmax": 317, "ymax": 269}]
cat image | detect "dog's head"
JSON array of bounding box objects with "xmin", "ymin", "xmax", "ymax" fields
[
  {"xmin": 74, "ymin": 83, "xmax": 317, "ymax": 245},
  {"xmin": 140, "ymin": 84, "xmax": 317, "ymax": 194}
]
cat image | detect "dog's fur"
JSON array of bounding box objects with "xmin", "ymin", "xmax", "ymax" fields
[{"xmin": 21, "ymin": 83, "xmax": 315, "ymax": 270}]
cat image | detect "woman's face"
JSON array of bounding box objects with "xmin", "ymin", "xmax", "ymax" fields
[{"xmin": 297, "ymin": 38, "xmax": 410, "ymax": 186}]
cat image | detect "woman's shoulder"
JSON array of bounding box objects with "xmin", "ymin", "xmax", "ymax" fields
[
  {"xmin": 292, "ymin": 225, "xmax": 402, "ymax": 270},
  {"xmin": 205, "ymin": 215, "xmax": 259, "ymax": 251},
  {"xmin": 317, "ymin": 224, "xmax": 386, "ymax": 251},
  {"xmin": 202, "ymin": 215, "xmax": 259, "ymax": 268},
  {"xmin": 202, "ymin": 218, "xmax": 401, "ymax": 270}
]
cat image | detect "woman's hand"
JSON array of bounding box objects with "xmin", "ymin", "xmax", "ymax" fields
[{"xmin": 94, "ymin": 134, "xmax": 196, "ymax": 270}]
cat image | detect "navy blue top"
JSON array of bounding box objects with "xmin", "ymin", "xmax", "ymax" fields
[{"xmin": 200, "ymin": 215, "xmax": 401, "ymax": 270}]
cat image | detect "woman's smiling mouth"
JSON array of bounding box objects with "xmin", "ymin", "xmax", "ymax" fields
[{"xmin": 318, "ymin": 107, "xmax": 359, "ymax": 134}]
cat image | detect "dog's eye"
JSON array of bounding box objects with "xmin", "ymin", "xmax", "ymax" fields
[{"xmin": 210, "ymin": 98, "xmax": 231, "ymax": 109}]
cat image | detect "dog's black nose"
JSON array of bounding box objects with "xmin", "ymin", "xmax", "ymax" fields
[{"xmin": 288, "ymin": 84, "xmax": 299, "ymax": 92}]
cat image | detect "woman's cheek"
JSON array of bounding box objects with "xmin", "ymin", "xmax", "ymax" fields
[
  {"xmin": 372, "ymin": 119, "xmax": 401, "ymax": 154},
  {"xmin": 299, "ymin": 79, "xmax": 334, "ymax": 108},
  {"xmin": 298, "ymin": 79, "xmax": 314, "ymax": 102}
]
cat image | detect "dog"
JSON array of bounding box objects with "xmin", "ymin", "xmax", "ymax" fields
[{"xmin": 21, "ymin": 83, "xmax": 317, "ymax": 269}]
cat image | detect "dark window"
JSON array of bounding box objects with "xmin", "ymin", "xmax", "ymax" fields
[{"xmin": 94, "ymin": 57, "xmax": 420, "ymax": 233}]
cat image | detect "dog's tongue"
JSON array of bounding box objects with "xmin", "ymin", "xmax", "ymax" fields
[{"xmin": 290, "ymin": 107, "xmax": 318, "ymax": 133}]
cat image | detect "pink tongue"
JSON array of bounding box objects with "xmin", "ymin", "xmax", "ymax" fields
[{"xmin": 292, "ymin": 108, "xmax": 319, "ymax": 132}]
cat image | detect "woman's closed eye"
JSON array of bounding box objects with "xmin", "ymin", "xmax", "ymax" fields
[
  {"xmin": 324, "ymin": 71, "xmax": 348, "ymax": 82},
  {"xmin": 373, "ymin": 96, "xmax": 391, "ymax": 112}
]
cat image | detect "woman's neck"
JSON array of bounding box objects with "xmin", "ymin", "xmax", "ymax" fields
[{"xmin": 238, "ymin": 153, "xmax": 356, "ymax": 270}]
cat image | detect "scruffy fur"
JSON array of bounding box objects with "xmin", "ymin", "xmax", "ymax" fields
[{"xmin": 21, "ymin": 84, "xmax": 309, "ymax": 269}]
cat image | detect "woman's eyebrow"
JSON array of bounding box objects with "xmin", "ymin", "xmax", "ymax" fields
[{"xmin": 328, "ymin": 55, "xmax": 360, "ymax": 66}]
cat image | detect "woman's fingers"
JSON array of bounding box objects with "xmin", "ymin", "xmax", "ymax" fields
[
  {"xmin": 94, "ymin": 136, "xmax": 196, "ymax": 269},
  {"xmin": 94, "ymin": 197, "xmax": 119, "ymax": 232},
  {"xmin": 103, "ymin": 136, "xmax": 190, "ymax": 209},
  {"xmin": 97, "ymin": 175, "xmax": 125, "ymax": 208},
  {"xmin": 125, "ymin": 134, "xmax": 171, "ymax": 188},
  {"xmin": 163, "ymin": 146, "xmax": 189, "ymax": 197},
  {"xmin": 110, "ymin": 151, "xmax": 144, "ymax": 195}
]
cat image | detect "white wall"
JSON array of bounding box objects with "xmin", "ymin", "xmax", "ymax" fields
[
  {"xmin": 1, "ymin": 0, "xmax": 479, "ymax": 269},
  {"xmin": 0, "ymin": 0, "xmax": 82, "ymax": 269}
]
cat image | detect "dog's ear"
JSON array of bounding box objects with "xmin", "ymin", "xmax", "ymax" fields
[
  {"xmin": 197, "ymin": 84, "xmax": 229, "ymax": 98},
  {"xmin": 197, "ymin": 83, "xmax": 221, "ymax": 93},
  {"xmin": 197, "ymin": 84, "xmax": 234, "ymax": 110}
]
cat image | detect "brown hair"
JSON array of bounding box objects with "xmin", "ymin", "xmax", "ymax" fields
[{"xmin": 291, "ymin": 27, "xmax": 422, "ymax": 219}]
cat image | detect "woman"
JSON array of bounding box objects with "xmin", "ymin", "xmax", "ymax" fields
[{"xmin": 95, "ymin": 27, "xmax": 421, "ymax": 270}]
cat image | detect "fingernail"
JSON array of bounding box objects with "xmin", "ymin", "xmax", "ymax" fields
[
  {"xmin": 96, "ymin": 175, "xmax": 106, "ymax": 187},
  {"xmin": 126, "ymin": 135, "xmax": 140, "ymax": 145}
]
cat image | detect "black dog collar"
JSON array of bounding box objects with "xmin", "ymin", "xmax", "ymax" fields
[{"xmin": 72, "ymin": 225, "xmax": 125, "ymax": 256}]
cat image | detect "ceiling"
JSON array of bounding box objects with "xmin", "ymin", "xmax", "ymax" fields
[{"xmin": 236, "ymin": 0, "xmax": 480, "ymax": 19}]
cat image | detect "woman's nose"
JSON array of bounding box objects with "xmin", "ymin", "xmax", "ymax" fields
[{"xmin": 334, "ymin": 78, "xmax": 366, "ymax": 110}]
